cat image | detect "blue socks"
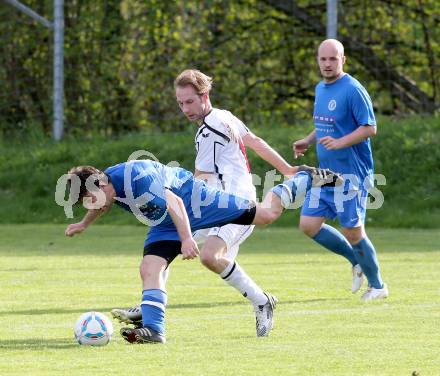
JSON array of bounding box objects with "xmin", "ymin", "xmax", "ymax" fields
[
  {"xmin": 271, "ymin": 171, "xmax": 384, "ymax": 290},
  {"xmin": 352, "ymin": 237, "xmax": 383, "ymax": 289},
  {"xmin": 140, "ymin": 289, "xmax": 167, "ymax": 334},
  {"xmin": 313, "ymin": 228, "xmax": 383, "ymax": 288},
  {"xmin": 312, "ymin": 224, "xmax": 358, "ymax": 266}
]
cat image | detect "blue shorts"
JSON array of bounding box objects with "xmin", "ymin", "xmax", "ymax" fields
[
  {"xmin": 145, "ymin": 179, "xmax": 253, "ymax": 246},
  {"xmin": 301, "ymin": 187, "xmax": 368, "ymax": 228}
]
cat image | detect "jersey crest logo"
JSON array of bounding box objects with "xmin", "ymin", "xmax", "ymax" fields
[
  {"xmin": 202, "ymin": 132, "xmax": 210, "ymax": 138},
  {"xmin": 328, "ymin": 99, "xmax": 337, "ymax": 111}
]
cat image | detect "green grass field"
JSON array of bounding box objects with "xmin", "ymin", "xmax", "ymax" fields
[
  {"xmin": 1, "ymin": 225, "xmax": 439, "ymax": 375},
  {"xmin": 1, "ymin": 115, "xmax": 440, "ymax": 228}
]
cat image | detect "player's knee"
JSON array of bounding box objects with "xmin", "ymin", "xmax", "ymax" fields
[
  {"xmin": 343, "ymin": 229, "xmax": 364, "ymax": 244},
  {"xmin": 200, "ymin": 250, "xmax": 220, "ymax": 270},
  {"xmin": 139, "ymin": 259, "xmax": 160, "ymax": 282},
  {"xmin": 299, "ymin": 219, "xmax": 319, "ymax": 237}
]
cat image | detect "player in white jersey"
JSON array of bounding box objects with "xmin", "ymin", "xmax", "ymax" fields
[
  {"xmin": 192, "ymin": 107, "xmax": 257, "ymax": 261},
  {"xmin": 195, "ymin": 108, "xmax": 255, "ymax": 199},
  {"xmin": 179, "ymin": 69, "xmax": 306, "ymax": 337},
  {"xmin": 112, "ymin": 69, "xmax": 301, "ymax": 337}
]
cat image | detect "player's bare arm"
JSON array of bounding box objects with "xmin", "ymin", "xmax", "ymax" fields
[
  {"xmin": 65, "ymin": 183, "xmax": 115, "ymax": 237},
  {"xmin": 65, "ymin": 208, "xmax": 103, "ymax": 237},
  {"xmin": 164, "ymin": 189, "xmax": 199, "ymax": 260},
  {"xmin": 318, "ymin": 125, "xmax": 376, "ymax": 150},
  {"xmin": 242, "ymin": 131, "xmax": 296, "ymax": 177}
]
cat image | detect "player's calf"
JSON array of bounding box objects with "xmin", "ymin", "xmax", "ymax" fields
[
  {"xmin": 270, "ymin": 171, "xmax": 310, "ymax": 208},
  {"xmin": 271, "ymin": 167, "xmax": 342, "ymax": 209}
]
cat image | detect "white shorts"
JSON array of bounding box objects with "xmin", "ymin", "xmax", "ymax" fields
[{"xmin": 193, "ymin": 224, "xmax": 255, "ymax": 261}]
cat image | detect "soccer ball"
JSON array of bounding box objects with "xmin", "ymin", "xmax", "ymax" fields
[{"xmin": 74, "ymin": 311, "xmax": 114, "ymax": 346}]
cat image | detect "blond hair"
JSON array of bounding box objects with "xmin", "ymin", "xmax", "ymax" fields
[{"xmin": 174, "ymin": 69, "xmax": 213, "ymax": 95}]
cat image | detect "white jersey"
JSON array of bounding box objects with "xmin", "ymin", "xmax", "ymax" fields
[{"xmin": 195, "ymin": 108, "xmax": 256, "ymax": 200}]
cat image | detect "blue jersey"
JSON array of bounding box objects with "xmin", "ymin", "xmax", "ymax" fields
[
  {"xmin": 105, "ymin": 160, "xmax": 193, "ymax": 227},
  {"xmin": 314, "ymin": 74, "xmax": 376, "ymax": 187},
  {"xmin": 104, "ymin": 160, "xmax": 252, "ymax": 244}
]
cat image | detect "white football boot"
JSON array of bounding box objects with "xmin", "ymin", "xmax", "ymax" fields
[
  {"xmin": 111, "ymin": 305, "xmax": 142, "ymax": 327},
  {"xmin": 254, "ymin": 292, "xmax": 278, "ymax": 337},
  {"xmin": 351, "ymin": 264, "xmax": 364, "ymax": 293},
  {"xmin": 361, "ymin": 283, "xmax": 389, "ymax": 301}
]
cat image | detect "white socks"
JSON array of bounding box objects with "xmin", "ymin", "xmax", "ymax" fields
[{"xmin": 220, "ymin": 261, "xmax": 267, "ymax": 306}]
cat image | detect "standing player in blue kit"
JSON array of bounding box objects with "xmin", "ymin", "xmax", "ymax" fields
[{"xmin": 293, "ymin": 39, "xmax": 388, "ymax": 301}]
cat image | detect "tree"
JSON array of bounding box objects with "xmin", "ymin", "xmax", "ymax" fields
[{"xmin": 0, "ymin": 0, "xmax": 438, "ymax": 135}]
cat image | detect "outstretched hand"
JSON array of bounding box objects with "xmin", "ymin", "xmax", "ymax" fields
[
  {"xmin": 65, "ymin": 223, "xmax": 86, "ymax": 237},
  {"xmin": 292, "ymin": 139, "xmax": 310, "ymax": 159}
]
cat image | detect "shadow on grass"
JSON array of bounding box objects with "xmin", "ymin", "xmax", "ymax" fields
[
  {"xmin": 167, "ymin": 301, "xmax": 247, "ymax": 310},
  {"xmin": 0, "ymin": 338, "xmax": 77, "ymax": 350},
  {"xmin": 168, "ymin": 297, "xmax": 348, "ymax": 309},
  {"xmin": 0, "ymin": 303, "xmax": 248, "ymax": 315},
  {"xmin": 0, "ymin": 268, "xmax": 39, "ymax": 272},
  {"xmin": 0, "ymin": 298, "xmax": 350, "ymax": 316},
  {"xmin": 283, "ymin": 298, "xmax": 351, "ymax": 305},
  {"xmin": 0, "ymin": 307, "xmax": 117, "ymax": 316}
]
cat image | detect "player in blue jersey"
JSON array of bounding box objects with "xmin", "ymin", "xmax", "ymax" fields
[
  {"xmin": 64, "ymin": 160, "xmax": 340, "ymax": 343},
  {"xmin": 293, "ymin": 39, "xmax": 388, "ymax": 301},
  {"xmin": 112, "ymin": 69, "xmax": 300, "ymax": 337}
]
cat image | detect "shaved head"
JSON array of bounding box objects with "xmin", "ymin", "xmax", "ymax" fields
[
  {"xmin": 316, "ymin": 39, "xmax": 346, "ymax": 83},
  {"xmin": 318, "ymin": 39, "xmax": 345, "ymax": 58}
]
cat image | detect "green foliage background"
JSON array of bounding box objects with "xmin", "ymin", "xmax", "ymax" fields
[
  {"xmin": 0, "ymin": 115, "xmax": 438, "ymax": 227},
  {"xmin": 0, "ymin": 1, "xmax": 438, "ymax": 227},
  {"xmin": 0, "ymin": 0, "xmax": 439, "ymax": 134}
]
